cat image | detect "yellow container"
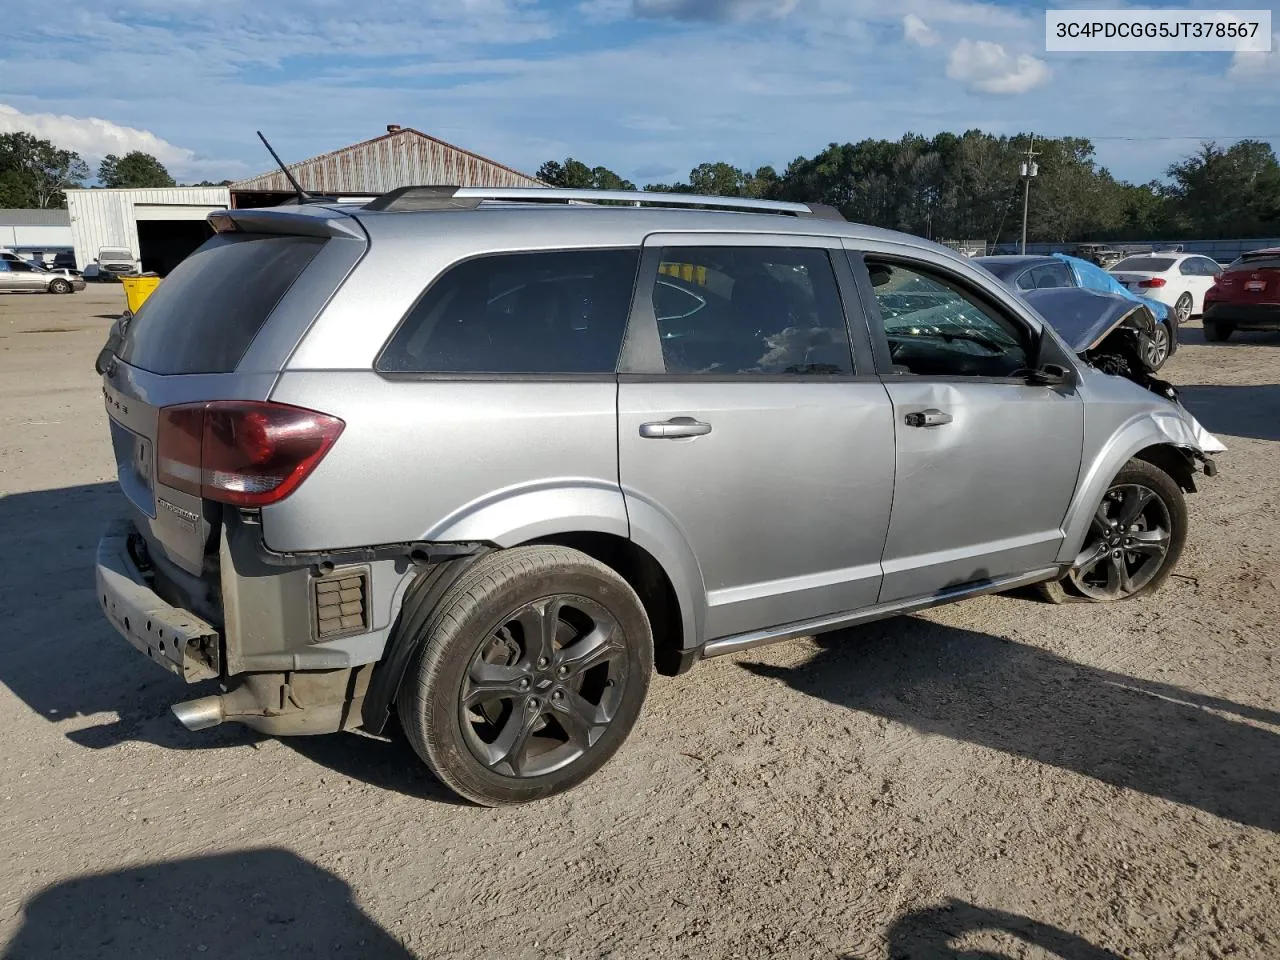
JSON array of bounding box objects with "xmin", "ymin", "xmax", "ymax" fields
[{"xmin": 121, "ymin": 274, "xmax": 162, "ymax": 315}]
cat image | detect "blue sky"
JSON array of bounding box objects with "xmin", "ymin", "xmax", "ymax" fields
[{"xmin": 2, "ymin": 0, "xmax": 1278, "ymax": 187}]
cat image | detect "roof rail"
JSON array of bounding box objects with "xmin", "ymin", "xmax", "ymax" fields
[{"xmin": 363, "ymin": 185, "xmax": 844, "ymax": 220}]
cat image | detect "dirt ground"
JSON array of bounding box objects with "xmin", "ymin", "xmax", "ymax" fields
[{"xmin": 1, "ymin": 285, "xmax": 1278, "ymax": 960}]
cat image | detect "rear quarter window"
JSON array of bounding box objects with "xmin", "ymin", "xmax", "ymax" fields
[
  {"xmin": 377, "ymin": 248, "xmax": 641, "ymax": 374},
  {"xmin": 119, "ymin": 234, "xmax": 325, "ymax": 375}
]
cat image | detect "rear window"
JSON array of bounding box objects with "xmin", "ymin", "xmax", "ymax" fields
[
  {"xmin": 377, "ymin": 248, "xmax": 640, "ymax": 374},
  {"xmin": 1112, "ymin": 257, "xmax": 1174, "ymax": 272},
  {"xmin": 119, "ymin": 233, "xmax": 324, "ymax": 375},
  {"xmin": 1228, "ymin": 255, "xmax": 1280, "ymax": 271}
]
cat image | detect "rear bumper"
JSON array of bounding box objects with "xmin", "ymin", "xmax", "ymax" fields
[
  {"xmin": 1204, "ymin": 303, "xmax": 1280, "ymax": 329},
  {"xmin": 96, "ymin": 518, "xmax": 221, "ymax": 683}
]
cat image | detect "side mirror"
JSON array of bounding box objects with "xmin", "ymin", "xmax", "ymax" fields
[{"xmin": 1025, "ymin": 363, "xmax": 1070, "ymax": 387}]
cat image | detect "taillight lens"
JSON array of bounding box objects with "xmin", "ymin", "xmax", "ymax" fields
[
  {"xmin": 156, "ymin": 401, "xmax": 344, "ymax": 507},
  {"xmin": 1137, "ymin": 277, "xmax": 1166, "ymax": 288}
]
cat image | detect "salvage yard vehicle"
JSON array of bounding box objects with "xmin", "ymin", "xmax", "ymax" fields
[
  {"xmin": 94, "ymin": 188, "xmax": 1224, "ymax": 806},
  {"xmin": 974, "ymin": 253, "xmax": 1176, "ymax": 368},
  {"xmin": 1202, "ymin": 246, "xmax": 1280, "ymax": 342},
  {"xmin": 1109, "ymin": 252, "xmax": 1223, "ymax": 325},
  {"xmin": 0, "ymin": 252, "xmax": 85, "ymax": 294}
]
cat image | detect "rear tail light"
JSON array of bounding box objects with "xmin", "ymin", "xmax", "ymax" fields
[
  {"xmin": 1138, "ymin": 277, "xmax": 1166, "ymax": 288},
  {"xmin": 157, "ymin": 401, "xmax": 344, "ymax": 507}
]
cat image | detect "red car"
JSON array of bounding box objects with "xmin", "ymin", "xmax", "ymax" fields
[{"xmin": 1202, "ymin": 247, "xmax": 1280, "ymax": 342}]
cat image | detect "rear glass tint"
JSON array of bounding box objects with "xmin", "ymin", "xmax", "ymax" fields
[
  {"xmin": 1112, "ymin": 257, "xmax": 1174, "ymax": 272},
  {"xmin": 119, "ymin": 233, "xmax": 324, "ymax": 375},
  {"xmin": 378, "ymin": 248, "xmax": 640, "ymax": 374}
]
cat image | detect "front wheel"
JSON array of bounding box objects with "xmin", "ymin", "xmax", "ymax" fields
[
  {"xmin": 399, "ymin": 546, "xmax": 653, "ymax": 806},
  {"xmin": 1042, "ymin": 459, "xmax": 1187, "ymax": 603},
  {"xmin": 1148, "ymin": 321, "xmax": 1172, "ymax": 369}
]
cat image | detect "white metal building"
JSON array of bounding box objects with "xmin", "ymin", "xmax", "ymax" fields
[
  {"xmin": 65, "ymin": 186, "xmax": 231, "ymax": 273},
  {"xmin": 0, "ymin": 209, "xmax": 73, "ymax": 252}
]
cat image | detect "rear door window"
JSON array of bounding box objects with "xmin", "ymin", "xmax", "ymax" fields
[
  {"xmin": 641, "ymin": 246, "xmax": 854, "ymax": 376},
  {"xmin": 378, "ymin": 248, "xmax": 640, "ymax": 374},
  {"xmin": 119, "ymin": 233, "xmax": 324, "ymax": 375}
]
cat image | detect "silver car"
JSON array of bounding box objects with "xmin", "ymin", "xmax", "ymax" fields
[
  {"xmin": 0, "ymin": 253, "xmax": 85, "ymax": 294},
  {"xmin": 94, "ymin": 188, "xmax": 1223, "ymax": 805}
]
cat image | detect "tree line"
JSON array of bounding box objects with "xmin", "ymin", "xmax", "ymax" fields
[
  {"xmin": 539, "ymin": 132, "xmax": 1280, "ymax": 244},
  {"xmin": 0, "ymin": 133, "xmax": 226, "ymax": 208}
]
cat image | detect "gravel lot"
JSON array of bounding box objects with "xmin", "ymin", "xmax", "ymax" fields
[{"xmin": 1, "ymin": 286, "xmax": 1278, "ymax": 960}]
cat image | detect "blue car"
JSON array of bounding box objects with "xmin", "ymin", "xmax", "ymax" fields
[{"xmin": 973, "ymin": 253, "xmax": 1176, "ymax": 369}]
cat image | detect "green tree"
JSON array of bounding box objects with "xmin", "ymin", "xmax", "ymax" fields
[
  {"xmin": 98, "ymin": 152, "xmax": 176, "ymax": 189},
  {"xmin": 0, "ymin": 132, "xmax": 90, "ymax": 208},
  {"xmin": 536, "ymin": 158, "xmax": 635, "ymax": 191},
  {"xmin": 1164, "ymin": 140, "xmax": 1280, "ymax": 238}
]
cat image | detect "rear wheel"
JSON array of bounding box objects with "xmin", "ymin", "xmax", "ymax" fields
[
  {"xmin": 399, "ymin": 546, "xmax": 653, "ymax": 806},
  {"xmin": 1040, "ymin": 460, "xmax": 1186, "ymax": 604},
  {"xmin": 1204, "ymin": 321, "xmax": 1233, "ymax": 342},
  {"xmin": 1172, "ymin": 293, "xmax": 1193, "ymax": 324},
  {"xmin": 48, "ymin": 278, "xmax": 72, "ymax": 294}
]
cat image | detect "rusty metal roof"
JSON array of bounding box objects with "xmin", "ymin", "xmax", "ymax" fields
[{"xmin": 230, "ymin": 127, "xmax": 545, "ymax": 193}]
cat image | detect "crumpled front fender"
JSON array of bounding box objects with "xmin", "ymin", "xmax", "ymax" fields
[{"xmin": 1057, "ymin": 403, "xmax": 1225, "ymax": 565}]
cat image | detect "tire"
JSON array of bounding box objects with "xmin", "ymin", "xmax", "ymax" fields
[
  {"xmin": 1045, "ymin": 459, "xmax": 1187, "ymax": 604},
  {"xmin": 1172, "ymin": 293, "xmax": 1193, "ymax": 324},
  {"xmin": 1204, "ymin": 321, "xmax": 1232, "ymax": 343},
  {"xmin": 48, "ymin": 279, "xmax": 71, "ymax": 294},
  {"xmin": 399, "ymin": 545, "xmax": 653, "ymax": 806},
  {"xmin": 1148, "ymin": 322, "xmax": 1171, "ymax": 370}
]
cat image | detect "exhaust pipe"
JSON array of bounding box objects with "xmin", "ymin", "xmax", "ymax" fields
[{"xmin": 172, "ymin": 695, "xmax": 225, "ymax": 731}]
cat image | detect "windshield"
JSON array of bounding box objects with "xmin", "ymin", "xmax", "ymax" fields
[
  {"xmin": 1112, "ymin": 257, "xmax": 1174, "ymax": 273},
  {"xmin": 99, "ymin": 249, "xmax": 133, "ymax": 261}
]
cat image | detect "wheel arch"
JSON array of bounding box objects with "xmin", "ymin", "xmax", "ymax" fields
[{"xmin": 1058, "ymin": 411, "xmax": 1204, "ymax": 564}]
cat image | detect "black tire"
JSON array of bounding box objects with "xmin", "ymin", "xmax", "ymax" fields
[
  {"xmin": 48, "ymin": 278, "xmax": 72, "ymax": 294},
  {"xmin": 1204, "ymin": 321, "xmax": 1232, "ymax": 343},
  {"xmin": 399, "ymin": 545, "xmax": 653, "ymax": 806},
  {"xmin": 1039, "ymin": 459, "xmax": 1187, "ymax": 604}
]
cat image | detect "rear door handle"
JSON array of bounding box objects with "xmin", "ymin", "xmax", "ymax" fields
[
  {"xmin": 639, "ymin": 417, "xmax": 712, "ymax": 439},
  {"xmin": 904, "ymin": 408, "xmax": 953, "ymax": 428}
]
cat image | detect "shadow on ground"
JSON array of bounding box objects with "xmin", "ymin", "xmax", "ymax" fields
[
  {"xmin": 0, "ymin": 848, "xmax": 413, "ymax": 959},
  {"xmin": 1177, "ymin": 384, "xmax": 1280, "ymax": 442},
  {"xmin": 0, "ymin": 482, "xmax": 464, "ymax": 805},
  {"xmin": 743, "ymin": 616, "xmax": 1280, "ymax": 834},
  {"xmin": 870, "ymin": 898, "xmax": 1121, "ymax": 959}
]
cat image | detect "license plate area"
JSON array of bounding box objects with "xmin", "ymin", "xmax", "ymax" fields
[
  {"xmin": 109, "ymin": 417, "xmax": 156, "ymax": 515},
  {"xmin": 1245, "ymin": 280, "xmax": 1267, "ymax": 292}
]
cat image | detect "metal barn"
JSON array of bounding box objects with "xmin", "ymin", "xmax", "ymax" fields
[{"xmin": 229, "ymin": 124, "xmax": 544, "ymax": 208}]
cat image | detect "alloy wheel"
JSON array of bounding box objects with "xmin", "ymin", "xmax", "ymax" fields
[
  {"xmin": 1173, "ymin": 293, "xmax": 1192, "ymax": 324},
  {"xmin": 1148, "ymin": 323, "xmax": 1170, "ymax": 368},
  {"xmin": 459, "ymin": 595, "xmax": 629, "ymax": 778},
  {"xmin": 1068, "ymin": 483, "xmax": 1173, "ymax": 600}
]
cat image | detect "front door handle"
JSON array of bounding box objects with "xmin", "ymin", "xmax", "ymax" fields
[
  {"xmin": 639, "ymin": 417, "xmax": 712, "ymax": 439},
  {"xmin": 904, "ymin": 408, "xmax": 953, "ymax": 428}
]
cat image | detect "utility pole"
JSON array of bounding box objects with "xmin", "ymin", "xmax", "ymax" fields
[{"xmin": 1019, "ymin": 134, "xmax": 1039, "ymax": 255}]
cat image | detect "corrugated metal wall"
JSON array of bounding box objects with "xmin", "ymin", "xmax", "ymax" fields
[
  {"xmin": 1, "ymin": 225, "xmax": 74, "ymax": 249},
  {"xmin": 231, "ymin": 129, "xmax": 543, "ymax": 193},
  {"xmin": 66, "ymin": 187, "xmax": 230, "ymax": 270}
]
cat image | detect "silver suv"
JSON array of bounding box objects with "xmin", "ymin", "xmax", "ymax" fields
[{"xmin": 95, "ymin": 187, "xmax": 1223, "ymax": 805}]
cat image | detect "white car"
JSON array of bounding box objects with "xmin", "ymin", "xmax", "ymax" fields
[{"xmin": 1108, "ymin": 252, "xmax": 1223, "ymax": 324}]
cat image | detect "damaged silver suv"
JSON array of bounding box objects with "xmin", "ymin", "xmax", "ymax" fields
[{"xmin": 95, "ymin": 187, "xmax": 1224, "ymax": 805}]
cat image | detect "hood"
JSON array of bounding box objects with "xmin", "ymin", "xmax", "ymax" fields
[{"xmin": 1022, "ymin": 286, "xmax": 1150, "ymax": 354}]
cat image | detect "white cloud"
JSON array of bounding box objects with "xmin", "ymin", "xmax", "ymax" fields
[
  {"xmin": 1228, "ymin": 34, "xmax": 1280, "ymax": 80},
  {"xmin": 903, "ymin": 13, "xmax": 939, "ymax": 46},
  {"xmin": 0, "ymin": 103, "xmax": 242, "ymax": 180},
  {"xmin": 946, "ymin": 38, "xmax": 1050, "ymax": 94}
]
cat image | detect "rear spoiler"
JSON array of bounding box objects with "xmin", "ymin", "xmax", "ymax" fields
[{"xmin": 207, "ymin": 208, "xmax": 365, "ymax": 241}]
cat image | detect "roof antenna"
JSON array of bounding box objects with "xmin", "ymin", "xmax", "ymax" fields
[{"xmin": 256, "ymin": 130, "xmax": 311, "ymax": 202}]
